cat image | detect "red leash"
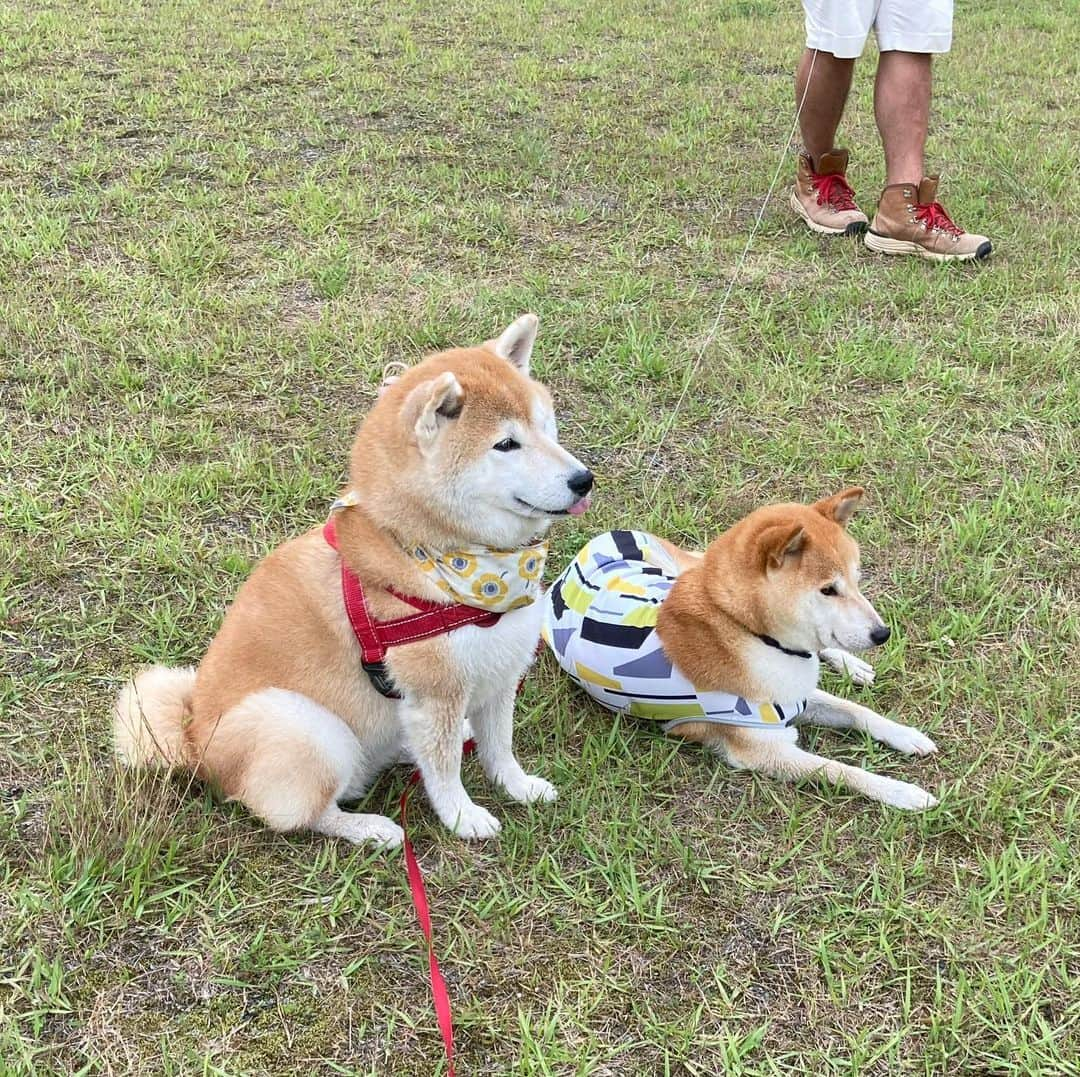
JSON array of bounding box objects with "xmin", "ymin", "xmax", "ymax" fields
[
  {"xmin": 399, "ymin": 738, "xmax": 476, "ymax": 1077},
  {"xmin": 322, "ymin": 517, "xmax": 532, "ymax": 1073},
  {"xmin": 397, "ymin": 666, "xmax": 538, "ymax": 1073}
]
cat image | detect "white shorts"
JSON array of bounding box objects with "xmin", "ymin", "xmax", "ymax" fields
[{"xmin": 803, "ymin": 0, "xmax": 953, "ymax": 58}]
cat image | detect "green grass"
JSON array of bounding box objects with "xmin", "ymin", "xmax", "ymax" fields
[{"xmin": 2, "ymin": 0, "xmax": 1078, "ymax": 1072}]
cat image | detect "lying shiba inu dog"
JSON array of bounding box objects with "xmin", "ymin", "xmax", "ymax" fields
[
  {"xmin": 543, "ymin": 489, "xmax": 938, "ymax": 810},
  {"xmin": 114, "ymin": 315, "xmax": 593, "ymax": 847}
]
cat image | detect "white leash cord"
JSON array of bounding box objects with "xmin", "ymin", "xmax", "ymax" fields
[{"xmin": 643, "ymin": 48, "xmax": 819, "ymax": 489}]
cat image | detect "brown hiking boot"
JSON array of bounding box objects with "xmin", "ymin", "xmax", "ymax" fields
[
  {"xmin": 864, "ymin": 177, "xmax": 992, "ymax": 261},
  {"xmin": 790, "ymin": 148, "xmax": 869, "ymax": 236}
]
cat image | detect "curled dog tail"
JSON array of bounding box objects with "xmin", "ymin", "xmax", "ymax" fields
[{"xmin": 113, "ymin": 665, "xmax": 196, "ymax": 769}]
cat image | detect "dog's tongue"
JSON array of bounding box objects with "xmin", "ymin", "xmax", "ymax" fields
[{"xmin": 568, "ymin": 496, "xmax": 592, "ymax": 516}]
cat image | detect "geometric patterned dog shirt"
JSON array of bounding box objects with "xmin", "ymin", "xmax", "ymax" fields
[{"xmin": 542, "ymin": 530, "xmax": 807, "ymax": 732}]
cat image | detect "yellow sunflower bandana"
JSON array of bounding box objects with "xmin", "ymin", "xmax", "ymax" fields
[
  {"xmin": 329, "ymin": 490, "xmax": 547, "ymax": 613},
  {"xmin": 409, "ymin": 541, "xmax": 549, "ymax": 612}
]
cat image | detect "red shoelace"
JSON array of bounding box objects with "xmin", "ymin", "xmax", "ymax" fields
[
  {"xmin": 812, "ymin": 171, "xmax": 859, "ymax": 211},
  {"xmin": 914, "ymin": 201, "xmax": 964, "ymax": 236}
]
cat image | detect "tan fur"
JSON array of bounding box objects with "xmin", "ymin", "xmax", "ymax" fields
[
  {"xmin": 653, "ymin": 489, "xmax": 939, "ymax": 810},
  {"xmin": 658, "ymin": 493, "xmax": 863, "ymax": 701},
  {"xmin": 114, "ymin": 318, "xmax": 588, "ymax": 844},
  {"xmin": 348, "ymin": 350, "xmax": 542, "ymax": 556},
  {"xmin": 187, "ymin": 533, "xmax": 380, "ymax": 797},
  {"xmin": 114, "ymin": 665, "xmax": 196, "ymax": 767}
]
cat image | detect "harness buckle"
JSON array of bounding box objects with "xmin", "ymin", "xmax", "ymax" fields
[{"xmin": 362, "ymin": 659, "xmax": 402, "ymax": 700}]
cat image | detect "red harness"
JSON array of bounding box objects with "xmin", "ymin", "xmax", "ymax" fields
[{"xmin": 323, "ymin": 518, "xmax": 502, "ymax": 699}]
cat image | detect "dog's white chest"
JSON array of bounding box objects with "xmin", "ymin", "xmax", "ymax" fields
[
  {"xmin": 744, "ymin": 647, "xmax": 821, "ymax": 702},
  {"xmin": 450, "ymin": 599, "xmax": 544, "ymax": 704}
]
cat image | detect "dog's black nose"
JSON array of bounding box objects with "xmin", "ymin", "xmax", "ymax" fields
[
  {"xmin": 870, "ymin": 625, "xmax": 891, "ymax": 646},
  {"xmin": 567, "ymin": 469, "xmax": 594, "ymax": 497}
]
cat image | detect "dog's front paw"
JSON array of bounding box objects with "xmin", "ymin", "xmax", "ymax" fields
[
  {"xmin": 448, "ymin": 801, "xmax": 502, "ymax": 840},
  {"xmin": 883, "ymin": 725, "xmax": 937, "ymax": 757},
  {"xmin": 501, "ymin": 773, "xmax": 558, "ymax": 804},
  {"xmin": 820, "ymin": 647, "xmax": 875, "ymax": 686},
  {"xmin": 876, "ymin": 778, "xmax": 938, "ymax": 812}
]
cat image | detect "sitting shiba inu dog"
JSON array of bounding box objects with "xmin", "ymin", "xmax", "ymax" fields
[
  {"xmin": 543, "ymin": 489, "xmax": 939, "ymax": 810},
  {"xmin": 114, "ymin": 315, "xmax": 593, "ymax": 847}
]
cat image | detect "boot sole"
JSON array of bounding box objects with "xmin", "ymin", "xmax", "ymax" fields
[
  {"xmin": 864, "ymin": 230, "xmax": 993, "ymax": 262},
  {"xmin": 790, "ymin": 191, "xmax": 867, "ymax": 236}
]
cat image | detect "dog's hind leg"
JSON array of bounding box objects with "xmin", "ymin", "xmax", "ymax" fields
[
  {"xmin": 718, "ymin": 727, "xmax": 938, "ymax": 811},
  {"xmin": 470, "ymin": 686, "xmax": 557, "ymax": 804},
  {"xmin": 819, "ymin": 647, "xmax": 875, "ymax": 686},
  {"xmin": 802, "ymin": 689, "xmax": 937, "ymax": 757},
  {"xmin": 310, "ymin": 803, "xmax": 404, "ymax": 848},
  {"xmin": 204, "ymin": 688, "xmax": 403, "ymax": 848}
]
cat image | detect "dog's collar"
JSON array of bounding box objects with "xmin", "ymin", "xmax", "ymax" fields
[{"xmin": 755, "ymin": 634, "xmax": 813, "ymax": 660}]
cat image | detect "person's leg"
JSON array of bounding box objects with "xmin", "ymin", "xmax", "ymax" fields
[
  {"xmin": 864, "ymin": 0, "xmax": 991, "ymax": 260},
  {"xmin": 792, "ymin": 1, "xmax": 873, "ymax": 235},
  {"xmin": 796, "ymin": 48, "xmax": 856, "ymax": 167},
  {"xmin": 874, "ymin": 50, "xmax": 931, "ymax": 185}
]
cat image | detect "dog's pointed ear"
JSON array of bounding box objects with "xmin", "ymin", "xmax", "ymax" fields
[
  {"xmin": 406, "ymin": 371, "xmax": 464, "ymax": 453},
  {"xmin": 812, "ymin": 487, "xmax": 864, "ymax": 528},
  {"xmin": 761, "ymin": 523, "xmax": 806, "ymax": 572},
  {"xmin": 486, "ymin": 313, "xmax": 538, "ymax": 375}
]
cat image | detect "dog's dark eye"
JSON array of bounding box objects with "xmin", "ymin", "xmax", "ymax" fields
[
  {"xmin": 493, "ymin": 438, "xmax": 520, "ymax": 452},
  {"xmin": 820, "ymin": 584, "xmax": 838, "ymax": 597}
]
